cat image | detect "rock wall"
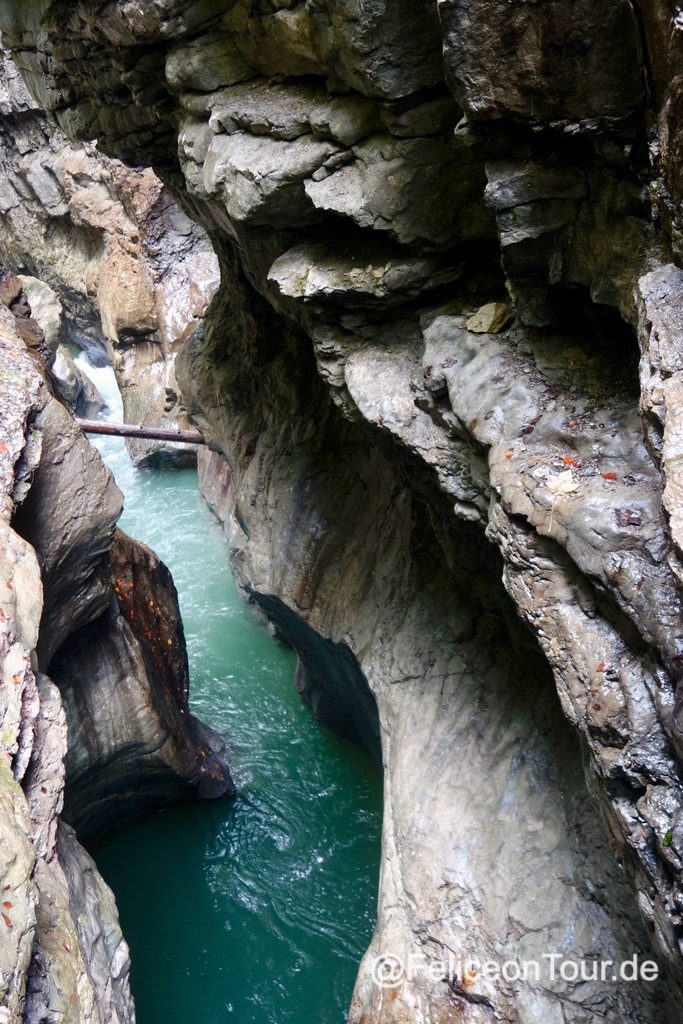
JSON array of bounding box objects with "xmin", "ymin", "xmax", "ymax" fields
[
  {"xmin": 0, "ymin": 47, "xmax": 219, "ymax": 466},
  {"xmin": 2, "ymin": 2, "xmax": 683, "ymax": 1023},
  {"xmin": 0, "ymin": 268, "xmax": 232, "ymax": 1022},
  {"xmin": 17, "ymin": 274, "xmax": 110, "ymax": 420}
]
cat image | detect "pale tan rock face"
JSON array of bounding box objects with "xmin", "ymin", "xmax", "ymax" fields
[
  {"xmin": 2, "ymin": 2, "xmax": 683, "ymax": 1023},
  {"xmin": 0, "ymin": 52, "xmax": 219, "ymax": 465},
  {"xmin": 465, "ymin": 302, "xmax": 513, "ymax": 334}
]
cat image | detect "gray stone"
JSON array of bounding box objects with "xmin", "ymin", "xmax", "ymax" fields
[
  {"xmin": 0, "ymin": 45, "xmax": 35, "ymax": 115},
  {"xmin": 3, "ymin": 5, "xmax": 683, "ymax": 1021},
  {"xmin": 0, "ymin": 263, "xmax": 233, "ymax": 1024},
  {"xmin": 219, "ymin": 0, "xmax": 443, "ymax": 100},
  {"xmin": 177, "ymin": 279, "xmax": 679, "ymax": 1022},
  {"xmin": 202, "ymin": 131, "xmax": 338, "ymax": 224},
  {"xmin": 166, "ymin": 32, "xmax": 256, "ymax": 92},
  {"xmin": 51, "ymin": 345, "xmax": 108, "ymax": 418},
  {"xmin": 268, "ymin": 241, "xmax": 462, "ymax": 306},
  {"xmin": 51, "ymin": 529, "xmax": 234, "ymax": 842},
  {"xmin": 0, "ymin": 296, "xmax": 130, "ymax": 1024},
  {"xmin": 0, "ymin": 764, "xmax": 36, "ymax": 1023},
  {"xmin": 0, "ymin": 54, "xmax": 219, "ymax": 466},
  {"xmin": 19, "ymin": 155, "xmax": 67, "ymax": 216},
  {"xmin": 17, "ymin": 276, "xmax": 62, "ymax": 352},
  {"xmin": 379, "ymin": 93, "xmax": 460, "ymax": 138},
  {"xmin": 636, "ymin": 265, "xmax": 683, "ymax": 559},
  {"xmin": 305, "ymin": 132, "xmax": 494, "ymax": 246},
  {"xmin": 485, "ymin": 161, "xmax": 588, "ymax": 210},
  {"xmin": 207, "ymin": 79, "xmax": 380, "ymax": 146},
  {"xmin": 12, "ymin": 397, "xmax": 123, "ymax": 668},
  {"xmin": 439, "ymin": 0, "xmax": 646, "ymax": 125},
  {"xmin": 496, "ymin": 199, "xmax": 585, "ymax": 247}
]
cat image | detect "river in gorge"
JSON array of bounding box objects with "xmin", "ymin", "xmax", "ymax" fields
[{"xmin": 77, "ymin": 356, "xmax": 383, "ymax": 1024}]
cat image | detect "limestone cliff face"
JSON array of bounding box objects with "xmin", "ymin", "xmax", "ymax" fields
[
  {"xmin": 0, "ymin": 268, "xmax": 232, "ymax": 1022},
  {"xmin": 0, "ymin": 48, "xmax": 219, "ymax": 466},
  {"xmin": 2, "ymin": 2, "xmax": 683, "ymax": 1023}
]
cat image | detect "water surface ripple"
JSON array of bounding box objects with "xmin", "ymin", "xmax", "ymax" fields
[{"xmin": 83, "ymin": 361, "xmax": 382, "ymax": 1024}]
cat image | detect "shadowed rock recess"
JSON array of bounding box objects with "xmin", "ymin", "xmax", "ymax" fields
[{"xmin": 2, "ymin": 0, "xmax": 683, "ymax": 1021}]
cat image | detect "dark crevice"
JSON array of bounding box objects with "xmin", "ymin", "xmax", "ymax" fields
[{"xmin": 248, "ymin": 590, "xmax": 382, "ymax": 765}]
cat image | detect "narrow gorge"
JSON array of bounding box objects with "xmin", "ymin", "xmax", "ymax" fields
[{"xmin": 1, "ymin": 2, "xmax": 683, "ymax": 1024}]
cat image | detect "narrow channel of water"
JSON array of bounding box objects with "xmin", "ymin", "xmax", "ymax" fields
[{"xmin": 79, "ymin": 358, "xmax": 382, "ymax": 1024}]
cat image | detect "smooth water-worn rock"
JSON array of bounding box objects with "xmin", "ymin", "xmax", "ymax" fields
[
  {"xmin": 13, "ymin": 395, "xmax": 124, "ymax": 668},
  {"xmin": 51, "ymin": 344, "xmax": 109, "ymax": 418},
  {"xmin": 0, "ymin": 269, "xmax": 232, "ymax": 1023},
  {"xmin": 0, "ymin": 280, "xmax": 134, "ymax": 1024},
  {"xmin": 15, "ymin": 274, "xmax": 109, "ymax": 416},
  {"xmin": 3, "ymin": 2, "xmax": 683, "ymax": 1023},
  {"xmin": 50, "ymin": 529, "xmax": 233, "ymax": 842}
]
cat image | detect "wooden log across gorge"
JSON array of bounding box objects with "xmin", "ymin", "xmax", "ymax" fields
[{"xmin": 76, "ymin": 418, "xmax": 206, "ymax": 445}]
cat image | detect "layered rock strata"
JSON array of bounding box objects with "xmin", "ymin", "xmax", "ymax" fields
[
  {"xmin": 0, "ymin": 47, "xmax": 219, "ymax": 466},
  {"xmin": 2, "ymin": 2, "xmax": 683, "ymax": 1023},
  {"xmin": 0, "ymin": 268, "xmax": 232, "ymax": 1022}
]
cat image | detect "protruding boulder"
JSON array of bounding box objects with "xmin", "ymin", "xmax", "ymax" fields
[
  {"xmin": 50, "ymin": 529, "xmax": 234, "ymax": 842},
  {"xmin": 202, "ymin": 131, "xmax": 339, "ymax": 225},
  {"xmin": 305, "ymin": 132, "xmax": 494, "ymax": 246},
  {"xmin": 269, "ymin": 240, "xmax": 462, "ymax": 306},
  {"xmin": 465, "ymin": 301, "xmax": 513, "ymax": 333},
  {"xmin": 51, "ymin": 345, "xmax": 108, "ymax": 418},
  {"xmin": 17, "ymin": 275, "xmax": 62, "ymax": 352}
]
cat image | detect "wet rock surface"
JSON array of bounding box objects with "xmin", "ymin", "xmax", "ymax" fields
[
  {"xmin": 440, "ymin": 0, "xmax": 646, "ymax": 125},
  {"xmin": 0, "ymin": 278, "xmax": 134, "ymax": 1024},
  {"xmin": 2, "ymin": 1, "xmax": 683, "ymax": 1023},
  {"xmin": 50, "ymin": 529, "xmax": 234, "ymax": 842},
  {"xmin": 0, "ymin": 269, "xmax": 232, "ymax": 1021}
]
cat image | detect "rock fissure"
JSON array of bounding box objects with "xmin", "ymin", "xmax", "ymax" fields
[{"xmin": 2, "ymin": 1, "xmax": 683, "ymax": 1021}]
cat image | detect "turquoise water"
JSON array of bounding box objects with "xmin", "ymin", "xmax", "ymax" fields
[{"xmin": 82, "ymin": 361, "xmax": 382, "ymax": 1024}]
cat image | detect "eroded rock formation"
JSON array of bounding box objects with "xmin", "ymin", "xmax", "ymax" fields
[
  {"xmin": 19, "ymin": 275, "xmax": 109, "ymax": 419},
  {"xmin": 0, "ymin": 268, "xmax": 232, "ymax": 1021},
  {"xmin": 0, "ymin": 46, "xmax": 219, "ymax": 466},
  {"xmin": 2, "ymin": 1, "xmax": 683, "ymax": 1023}
]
